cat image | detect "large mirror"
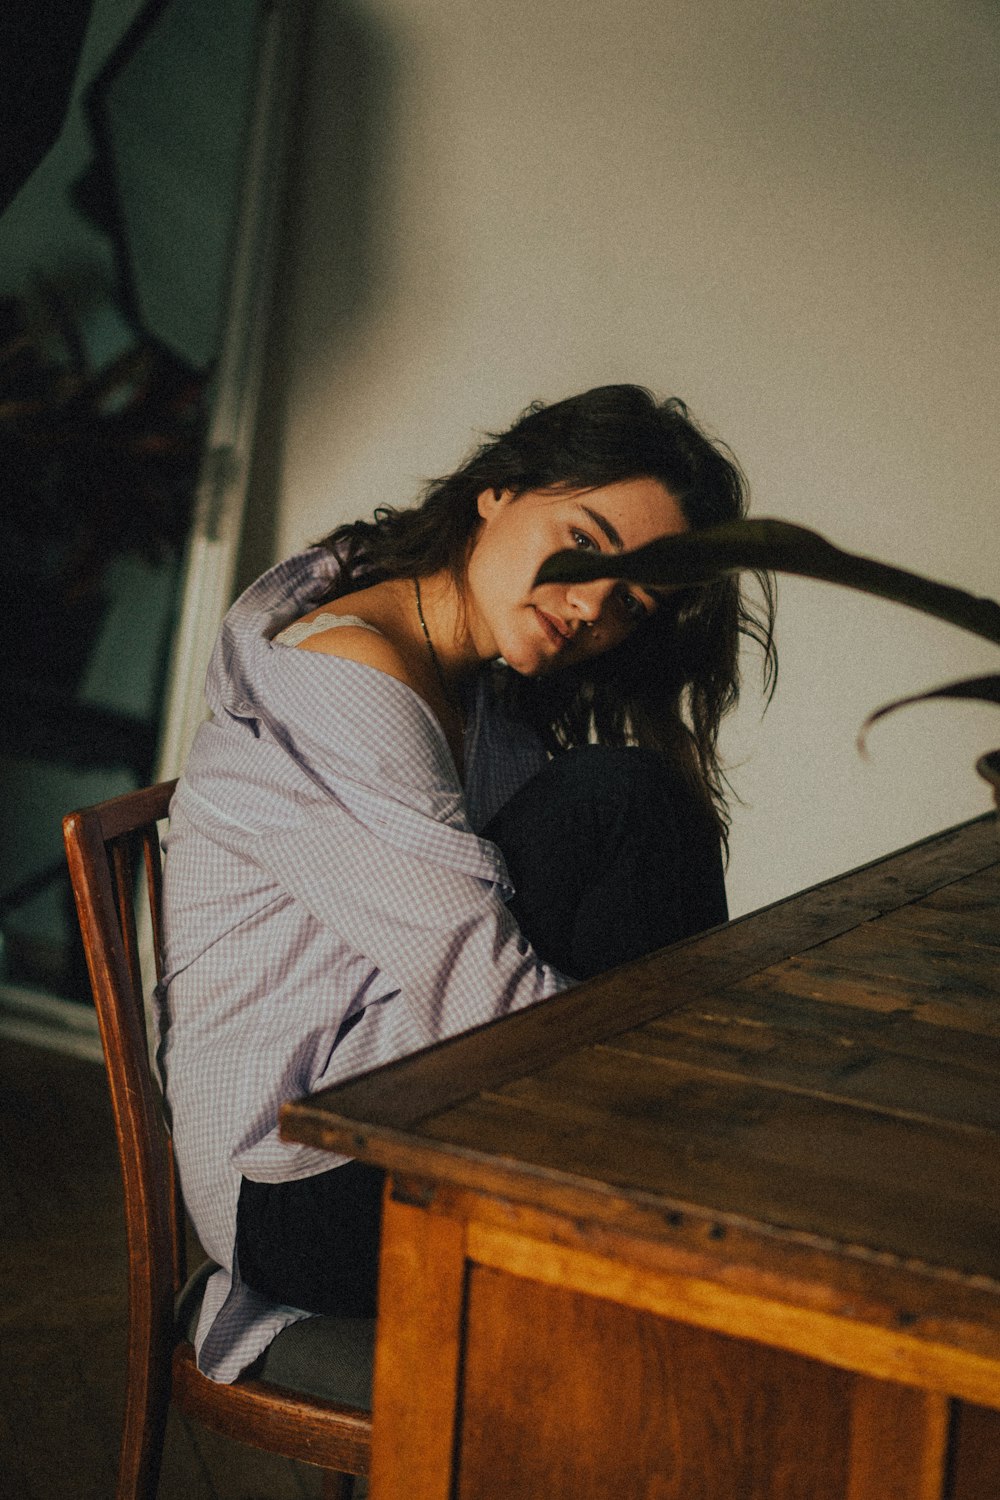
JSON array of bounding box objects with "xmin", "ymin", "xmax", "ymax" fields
[{"xmin": 0, "ymin": 0, "xmax": 302, "ymax": 1054}]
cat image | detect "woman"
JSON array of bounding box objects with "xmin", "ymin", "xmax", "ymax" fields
[{"xmin": 157, "ymin": 384, "xmax": 775, "ymax": 1383}]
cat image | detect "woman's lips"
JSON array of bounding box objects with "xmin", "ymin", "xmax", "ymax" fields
[{"xmin": 533, "ymin": 606, "xmax": 570, "ymax": 648}]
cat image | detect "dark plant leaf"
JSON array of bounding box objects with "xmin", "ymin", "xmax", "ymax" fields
[
  {"xmin": 978, "ymin": 750, "xmax": 1000, "ymax": 809},
  {"xmin": 535, "ymin": 518, "xmax": 1000, "ymax": 647},
  {"xmin": 859, "ymin": 675, "xmax": 1000, "ymax": 752}
]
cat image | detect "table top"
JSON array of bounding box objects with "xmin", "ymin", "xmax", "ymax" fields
[{"xmin": 282, "ymin": 817, "xmax": 1000, "ymax": 1310}]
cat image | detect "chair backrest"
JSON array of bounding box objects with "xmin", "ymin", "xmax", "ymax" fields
[{"xmin": 63, "ymin": 781, "xmax": 183, "ymax": 1376}]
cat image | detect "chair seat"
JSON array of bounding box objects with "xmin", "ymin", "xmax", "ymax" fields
[{"xmin": 176, "ymin": 1261, "xmax": 375, "ymax": 1410}]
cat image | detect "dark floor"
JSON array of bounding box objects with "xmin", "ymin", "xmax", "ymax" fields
[{"xmin": 0, "ymin": 1036, "xmax": 329, "ymax": 1499}]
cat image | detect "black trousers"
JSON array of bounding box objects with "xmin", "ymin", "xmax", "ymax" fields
[{"xmin": 236, "ymin": 746, "xmax": 727, "ymax": 1316}]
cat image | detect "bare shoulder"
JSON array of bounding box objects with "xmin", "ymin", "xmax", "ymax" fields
[
  {"xmin": 282, "ymin": 577, "xmax": 430, "ymax": 699},
  {"xmin": 294, "ymin": 615, "xmax": 425, "ymax": 698}
]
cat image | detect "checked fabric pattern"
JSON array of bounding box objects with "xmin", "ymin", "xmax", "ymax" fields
[{"xmin": 156, "ymin": 549, "xmax": 567, "ymax": 1382}]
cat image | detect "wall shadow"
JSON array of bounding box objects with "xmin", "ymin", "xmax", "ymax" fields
[{"xmin": 236, "ymin": 0, "xmax": 400, "ymax": 589}]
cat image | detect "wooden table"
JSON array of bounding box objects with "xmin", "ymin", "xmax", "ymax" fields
[{"xmin": 282, "ymin": 816, "xmax": 1000, "ymax": 1500}]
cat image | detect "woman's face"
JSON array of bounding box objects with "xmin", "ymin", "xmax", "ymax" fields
[{"xmin": 465, "ymin": 477, "xmax": 687, "ymax": 676}]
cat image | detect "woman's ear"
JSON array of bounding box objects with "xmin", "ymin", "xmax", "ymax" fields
[{"xmin": 476, "ymin": 487, "xmax": 513, "ymax": 522}]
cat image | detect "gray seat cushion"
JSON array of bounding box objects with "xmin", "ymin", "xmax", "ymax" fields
[{"xmin": 176, "ymin": 1260, "xmax": 374, "ymax": 1409}]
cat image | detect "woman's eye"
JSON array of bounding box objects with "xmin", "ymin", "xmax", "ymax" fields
[
  {"xmin": 570, "ymin": 528, "xmax": 598, "ymax": 551},
  {"xmin": 618, "ymin": 587, "xmax": 646, "ymax": 622}
]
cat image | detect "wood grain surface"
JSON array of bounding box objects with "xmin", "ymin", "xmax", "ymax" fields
[
  {"xmin": 282, "ymin": 818, "xmax": 998, "ymax": 1147},
  {"xmin": 280, "ymin": 817, "xmax": 1000, "ymax": 1500}
]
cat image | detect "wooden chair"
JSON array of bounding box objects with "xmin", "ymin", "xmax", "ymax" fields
[{"xmin": 63, "ymin": 780, "xmax": 373, "ymax": 1500}]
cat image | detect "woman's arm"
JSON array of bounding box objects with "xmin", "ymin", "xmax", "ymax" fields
[
  {"xmin": 256, "ymin": 806, "xmax": 565, "ymax": 1047},
  {"xmin": 235, "ymin": 644, "xmax": 569, "ymax": 1045}
]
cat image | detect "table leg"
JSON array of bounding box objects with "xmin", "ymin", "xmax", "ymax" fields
[
  {"xmin": 370, "ymin": 1187, "xmax": 466, "ymax": 1500},
  {"xmin": 846, "ymin": 1379, "xmax": 950, "ymax": 1500}
]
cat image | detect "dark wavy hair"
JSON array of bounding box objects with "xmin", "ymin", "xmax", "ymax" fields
[{"xmin": 314, "ymin": 384, "xmax": 777, "ymax": 843}]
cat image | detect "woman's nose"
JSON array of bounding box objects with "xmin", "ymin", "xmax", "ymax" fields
[{"xmin": 567, "ymin": 579, "xmax": 615, "ymax": 623}]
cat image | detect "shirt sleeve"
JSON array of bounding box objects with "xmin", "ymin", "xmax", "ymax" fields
[
  {"xmin": 256, "ymin": 810, "xmax": 565, "ymax": 1046},
  {"xmin": 244, "ymin": 648, "xmax": 570, "ymax": 1046}
]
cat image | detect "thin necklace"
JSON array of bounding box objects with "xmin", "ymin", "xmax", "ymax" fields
[{"xmin": 414, "ymin": 577, "xmax": 464, "ymax": 730}]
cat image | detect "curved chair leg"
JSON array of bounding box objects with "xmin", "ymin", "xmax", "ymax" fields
[{"xmin": 116, "ymin": 1348, "xmax": 171, "ymax": 1500}]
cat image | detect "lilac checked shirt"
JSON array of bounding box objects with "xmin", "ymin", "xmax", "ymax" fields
[{"xmin": 156, "ymin": 548, "xmax": 568, "ymax": 1382}]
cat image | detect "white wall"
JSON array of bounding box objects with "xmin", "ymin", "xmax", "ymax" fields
[{"xmin": 269, "ymin": 0, "xmax": 999, "ymax": 916}]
